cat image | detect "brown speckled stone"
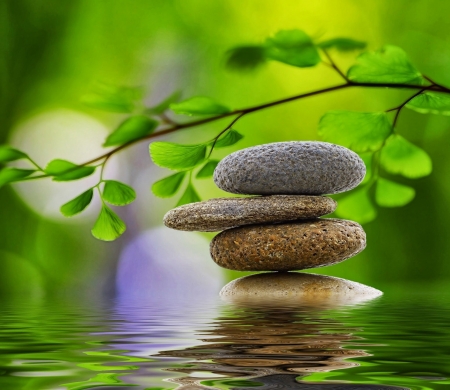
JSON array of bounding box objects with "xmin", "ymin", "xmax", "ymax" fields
[
  {"xmin": 210, "ymin": 219, "xmax": 366, "ymax": 271},
  {"xmin": 220, "ymin": 272, "xmax": 382, "ymax": 306},
  {"xmin": 213, "ymin": 141, "xmax": 366, "ymax": 195},
  {"xmin": 163, "ymin": 195, "xmax": 336, "ymax": 232}
]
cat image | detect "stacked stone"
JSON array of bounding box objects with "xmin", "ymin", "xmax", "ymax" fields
[{"xmin": 164, "ymin": 141, "xmax": 379, "ymax": 299}]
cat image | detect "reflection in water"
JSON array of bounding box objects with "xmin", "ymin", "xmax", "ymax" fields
[
  {"xmin": 1, "ymin": 286, "xmax": 450, "ymax": 389},
  {"xmin": 157, "ymin": 304, "xmax": 406, "ymax": 389}
]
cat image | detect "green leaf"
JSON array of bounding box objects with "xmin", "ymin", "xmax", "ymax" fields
[
  {"xmin": 81, "ymin": 83, "xmax": 143, "ymax": 113},
  {"xmin": 150, "ymin": 142, "xmax": 206, "ymax": 171},
  {"xmin": 335, "ymin": 187, "xmax": 377, "ymax": 224},
  {"xmin": 170, "ymin": 97, "xmax": 230, "ymax": 116},
  {"xmin": 375, "ymin": 178, "xmax": 415, "ymax": 207},
  {"xmin": 91, "ymin": 205, "xmax": 126, "ymax": 241},
  {"xmin": 406, "ymin": 92, "xmax": 450, "ymax": 115},
  {"xmin": 196, "ymin": 160, "xmax": 219, "ymax": 179},
  {"xmin": 226, "ymin": 46, "xmax": 266, "ymax": 71},
  {"xmin": 176, "ymin": 182, "xmax": 201, "ymax": 207},
  {"xmin": 102, "ymin": 180, "xmax": 136, "ymax": 206},
  {"xmin": 318, "ymin": 38, "xmax": 366, "ymax": 52},
  {"xmin": 264, "ymin": 30, "xmax": 320, "ymax": 67},
  {"xmin": 347, "ymin": 45, "xmax": 424, "ymax": 85},
  {"xmin": 146, "ymin": 91, "xmax": 182, "ymax": 115},
  {"xmin": 0, "ymin": 146, "xmax": 28, "ymax": 163},
  {"xmin": 213, "ymin": 129, "xmax": 244, "ymax": 148},
  {"xmin": 60, "ymin": 189, "xmax": 94, "ymax": 217},
  {"xmin": 152, "ymin": 172, "xmax": 186, "ymax": 198},
  {"xmin": 103, "ymin": 116, "xmax": 158, "ymax": 147},
  {"xmin": 380, "ymin": 134, "xmax": 432, "ymax": 178},
  {"xmin": 0, "ymin": 168, "xmax": 35, "ymax": 188},
  {"xmin": 359, "ymin": 153, "xmax": 373, "ymax": 185},
  {"xmin": 45, "ymin": 159, "xmax": 96, "ymax": 181},
  {"xmin": 318, "ymin": 111, "xmax": 392, "ymax": 153}
]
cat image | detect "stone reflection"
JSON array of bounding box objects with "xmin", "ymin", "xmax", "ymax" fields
[{"xmin": 156, "ymin": 296, "xmax": 407, "ymax": 390}]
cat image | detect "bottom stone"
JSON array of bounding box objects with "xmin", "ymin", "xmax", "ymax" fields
[{"xmin": 220, "ymin": 272, "xmax": 382, "ymax": 306}]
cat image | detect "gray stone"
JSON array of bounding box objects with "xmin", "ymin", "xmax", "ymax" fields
[
  {"xmin": 210, "ymin": 219, "xmax": 366, "ymax": 271},
  {"xmin": 164, "ymin": 195, "xmax": 336, "ymax": 232},
  {"xmin": 213, "ymin": 141, "xmax": 365, "ymax": 195},
  {"xmin": 220, "ymin": 272, "xmax": 382, "ymax": 306}
]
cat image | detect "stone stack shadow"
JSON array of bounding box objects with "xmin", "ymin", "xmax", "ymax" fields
[{"xmin": 164, "ymin": 141, "xmax": 382, "ymax": 304}]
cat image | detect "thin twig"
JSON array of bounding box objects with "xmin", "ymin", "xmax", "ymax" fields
[{"xmin": 321, "ymin": 49, "xmax": 349, "ymax": 82}]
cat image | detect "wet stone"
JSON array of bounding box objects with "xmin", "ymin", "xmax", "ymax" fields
[
  {"xmin": 210, "ymin": 219, "xmax": 366, "ymax": 271},
  {"xmin": 213, "ymin": 141, "xmax": 366, "ymax": 195},
  {"xmin": 220, "ymin": 272, "xmax": 382, "ymax": 306},
  {"xmin": 163, "ymin": 195, "xmax": 336, "ymax": 232}
]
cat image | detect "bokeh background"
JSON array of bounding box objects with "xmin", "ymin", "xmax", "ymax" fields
[{"xmin": 2, "ymin": 0, "xmax": 450, "ymax": 301}]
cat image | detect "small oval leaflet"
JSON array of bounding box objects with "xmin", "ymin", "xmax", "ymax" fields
[
  {"xmin": 0, "ymin": 146, "xmax": 28, "ymax": 163},
  {"xmin": 45, "ymin": 159, "xmax": 96, "ymax": 181},
  {"xmin": 196, "ymin": 160, "xmax": 219, "ymax": 179},
  {"xmin": 0, "ymin": 168, "xmax": 35, "ymax": 188},
  {"xmin": 335, "ymin": 187, "xmax": 377, "ymax": 224},
  {"xmin": 91, "ymin": 205, "xmax": 126, "ymax": 241},
  {"xmin": 104, "ymin": 116, "xmax": 158, "ymax": 147},
  {"xmin": 170, "ymin": 96, "xmax": 230, "ymax": 116},
  {"xmin": 375, "ymin": 178, "xmax": 415, "ymax": 208},
  {"xmin": 152, "ymin": 172, "xmax": 186, "ymax": 198},
  {"xmin": 60, "ymin": 188, "xmax": 94, "ymax": 217},
  {"xmin": 380, "ymin": 135, "xmax": 432, "ymax": 179},
  {"xmin": 150, "ymin": 142, "xmax": 206, "ymax": 171},
  {"xmin": 176, "ymin": 182, "xmax": 200, "ymax": 207},
  {"xmin": 102, "ymin": 180, "xmax": 136, "ymax": 206},
  {"xmin": 318, "ymin": 111, "xmax": 392, "ymax": 153}
]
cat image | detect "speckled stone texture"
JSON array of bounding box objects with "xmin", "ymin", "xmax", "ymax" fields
[
  {"xmin": 210, "ymin": 219, "xmax": 366, "ymax": 271},
  {"xmin": 220, "ymin": 272, "xmax": 382, "ymax": 305},
  {"xmin": 163, "ymin": 195, "xmax": 336, "ymax": 232},
  {"xmin": 213, "ymin": 141, "xmax": 365, "ymax": 195}
]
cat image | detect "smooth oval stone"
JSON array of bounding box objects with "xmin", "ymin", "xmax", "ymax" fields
[
  {"xmin": 210, "ymin": 219, "xmax": 366, "ymax": 271},
  {"xmin": 164, "ymin": 195, "xmax": 336, "ymax": 232},
  {"xmin": 220, "ymin": 272, "xmax": 382, "ymax": 306},
  {"xmin": 213, "ymin": 141, "xmax": 365, "ymax": 195}
]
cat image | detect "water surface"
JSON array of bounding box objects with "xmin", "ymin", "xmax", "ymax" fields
[{"xmin": 1, "ymin": 283, "xmax": 449, "ymax": 389}]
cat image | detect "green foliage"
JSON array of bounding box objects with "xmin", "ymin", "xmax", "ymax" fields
[
  {"xmin": 406, "ymin": 92, "xmax": 450, "ymax": 115},
  {"xmin": 318, "ymin": 38, "xmax": 366, "ymax": 52},
  {"xmin": 81, "ymin": 83, "xmax": 143, "ymax": 113},
  {"xmin": 170, "ymin": 97, "xmax": 230, "ymax": 116},
  {"xmin": 318, "ymin": 111, "xmax": 392, "ymax": 152},
  {"xmin": 380, "ymin": 134, "xmax": 432, "ymax": 178},
  {"xmin": 226, "ymin": 46, "xmax": 266, "ymax": 71},
  {"xmin": 102, "ymin": 180, "xmax": 136, "ymax": 206},
  {"xmin": 150, "ymin": 142, "xmax": 206, "ymax": 171},
  {"xmin": 0, "ymin": 146, "xmax": 28, "ymax": 163},
  {"xmin": 375, "ymin": 178, "xmax": 415, "ymax": 207},
  {"xmin": 177, "ymin": 182, "xmax": 200, "ymax": 206},
  {"xmin": 146, "ymin": 91, "xmax": 181, "ymax": 115},
  {"xmin": 214, "ymin": 129, "xmax": 244, "ymax": 148},
  {"xmin": 152, "ymin": 172, "xmax": 186, "ymax": 198},
  {"xmin": 104, "ymin": 116, "xmax": 158, "ymax": 147},
  {"xmin": 347, "ymin": 45, "xmax": 424, "ymax": 85},
  {"xmin": 264, "ymin": 30, "xmax": 320, "ymax": 68},
  {"xmin": 335, "ymin": 187, "xmax": 377, "ymax": 224},
  {"xmin": 359, "ymin": 153, "xmax": 373, "ymax": 185},
  {"xmin": 45, "ymin": 159, "xmax": 96, "ymax": 181},
  {"xmin": 196, "ymin": 160, "xmax": 219, "ymax": 179},
  {"xmin": 0, "ymin": 168, "xmax": 35, "ymax": 188},
  {"xmin": 60, "ymin": 189, "xmax": 94, "ymax": 217},
  {"xmin": 91, "ymin": 205, "xmax": 126, "ymax": 241}
]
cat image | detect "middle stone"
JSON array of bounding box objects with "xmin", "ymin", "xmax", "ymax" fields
[{"xmin": 210, "ymin": 219, "xmax": 366, "ymax": 271}]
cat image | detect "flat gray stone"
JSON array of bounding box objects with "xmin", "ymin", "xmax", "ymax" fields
[
  {"xmin": 213, "ymin": 141, "xmax": 365, "ymax": 195},
  {"xmin": 163, "ymin": 195, "xmax": 336, "ymax": 232},
  {"xmin": 210, "ymin": 219, "xmax": 366, "ymax": 271},
  {"xmin": 220, "ymin": 272, "xmax": 382, "ymax": 306}
]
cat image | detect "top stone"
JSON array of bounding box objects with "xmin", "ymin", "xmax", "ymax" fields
[{"xmin": 213, "ymin": 141, "xmax": 365, "ymax": 195}]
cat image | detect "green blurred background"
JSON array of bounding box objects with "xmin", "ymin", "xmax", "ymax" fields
[{"xmin": 2, "ymin": 0, "xmax": 450, "ymax": 300}]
